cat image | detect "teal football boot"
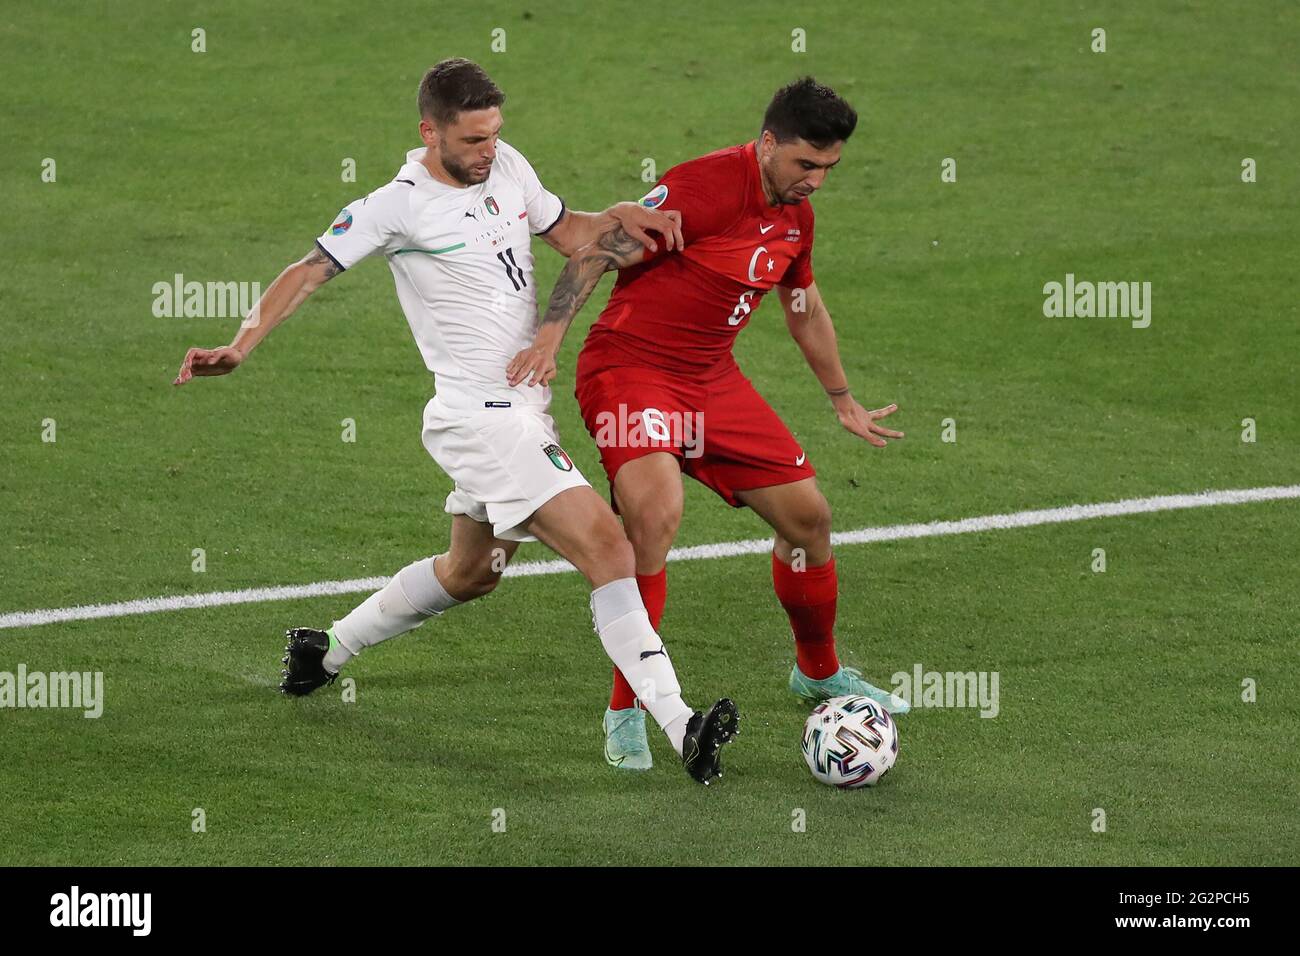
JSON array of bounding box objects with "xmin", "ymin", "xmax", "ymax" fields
[
  {"xmin": 789, "ymin": 664, "xmax": 911, "ymax": 714},
  {"xmin": 603, "ymin": 706, "xmax": 653, "ymax": 770}
]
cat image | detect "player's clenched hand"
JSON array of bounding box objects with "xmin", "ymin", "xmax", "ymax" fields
[
  {"xmin": 834, "ymin": 399, "xmax": 904, "ymax": 448},
  {"xmin": 506, "ymin": 344, "xmax": 558, "ymax": 388},
  {"xmin": 609, "ymin": 202, "xmax": 684, "ymax": 254},
  {"xmin": 173, "ymin": 346, "xmax": 244, "ymax": 385}
]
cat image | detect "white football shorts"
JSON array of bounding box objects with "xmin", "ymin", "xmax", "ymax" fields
[{"xmin": 421, "ymin": 391, "xmax": 590, "ymax": 542}]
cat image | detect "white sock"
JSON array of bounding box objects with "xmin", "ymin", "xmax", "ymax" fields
[
  {"xmin": 663, "ymin": 712, "xmax": 691, "ymax": 755},
  {"xmin": 324, "ymin": 556, "xmax": 461, "ymax": 672},
  {"xmin": 591, "ymin": 578, "xmax": 692, "ymax": 755}
]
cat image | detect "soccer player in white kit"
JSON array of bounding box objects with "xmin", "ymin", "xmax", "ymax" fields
[{"xmin": 173, "ymin": 59, "xmax": 738, "ymax": 783}]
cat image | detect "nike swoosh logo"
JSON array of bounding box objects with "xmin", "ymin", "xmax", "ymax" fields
[
  {"xmin": 639, "ymin": 646, "xmax": 666, "ymax": 660},
  {"xmin": 795, "ymin": 452, "xmax": 806, "ymax": 466},
  {"xmin": 604, "ymin": 739, "xmax": 626, "ymax": 766},
  {"xmin": 759, "ymin": 223, "xmax": 775, "ymax": 234}
]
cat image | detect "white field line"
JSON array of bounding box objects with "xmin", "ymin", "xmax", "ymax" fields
[{"xmin": 2, "ymin": 484, "xmax": 1296, "ymax": 631}]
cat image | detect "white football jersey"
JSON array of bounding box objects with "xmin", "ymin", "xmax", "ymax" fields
[{"xmin": 316, "ymin": 141, "xmax": 565, "ymax": 406}]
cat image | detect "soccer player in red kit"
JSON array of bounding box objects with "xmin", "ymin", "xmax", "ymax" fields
[{"xmin": 508, "ymin": 77, "xmax": 909, "ymax": 770}]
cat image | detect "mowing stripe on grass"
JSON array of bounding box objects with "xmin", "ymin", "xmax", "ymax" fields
[{"xmin": 3, "ymin": 483, "xmax": 1297, "ymax": 631}]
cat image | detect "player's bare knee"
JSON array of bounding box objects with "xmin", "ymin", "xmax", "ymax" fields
[
  {"xmin": 590, "ymin": 521, "xmax": 636, "ymax": 579},
  {"xmin": 465, "ymin": 567, "xmax": 504, "ymax": 599},
  {"xmin": 436, "ymin": 555, "xmax": 496, "ymax": 601},
  {"xmin": 788, "ymin": 497, "xmax": 832, "ymax": 551},
  {"xmin": 811, "ymin": 497, "xmax": 833, "ymax": 545},
  {"xmin": 625, "ymin": 499, "xmax": 681, "ymax": 555}
]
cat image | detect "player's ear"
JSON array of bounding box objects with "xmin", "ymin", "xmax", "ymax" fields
[{"xmin": 419, "ymin": 118, "xmax": 439, "ymax": 150}]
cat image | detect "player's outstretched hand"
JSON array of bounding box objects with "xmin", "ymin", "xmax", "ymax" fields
[
  {"xmin": 835, "ymin": 399, "xmax": 904, "ymax": 448},
  {"xmin": 173, "ymin": 346, "xmax": 243, "ymax": 385},
  {"xmin": 609, "ymin": 202, "xmax": 684, "ymax": 254},
  {"xmin": 506, "ymin": 344, "xmax": 558, "ymax": 388}
]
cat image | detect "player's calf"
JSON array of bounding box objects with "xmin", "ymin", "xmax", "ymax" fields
[
  {"xmin": 529, "ymin": 487, "xmax": 738, "ymax": 783},
  {"xmin": 280, "ymin": 553, "xmax": 477, "ymax": 692},
  {"xmin": 324, "ymin": 555, "xmax": 465, "ymax": 672}
]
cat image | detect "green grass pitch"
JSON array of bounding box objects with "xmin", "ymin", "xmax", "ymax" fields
[{"xmin": 2, "ymin": 1, "xmax": 1297, "ymax": 865}]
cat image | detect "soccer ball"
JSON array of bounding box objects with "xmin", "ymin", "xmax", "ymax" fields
[{"xmin": 801, "ymin": 695, "xmax": 899, "ymax": 788}]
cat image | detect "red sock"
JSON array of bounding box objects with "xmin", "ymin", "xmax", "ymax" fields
[
  {"xmin": 772, "ymin": 552, "xmax": 840, "ymax": 680},
  {"xmin": 609, "ymin": 568, "xmax": 668, "ymax": 710}
]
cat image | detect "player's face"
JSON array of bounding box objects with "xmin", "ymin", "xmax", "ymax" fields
[
  {"xmin": 759, "ymin": 133, "xmax": 843, "ymax": 204},
  {"xmin": 423, "ymin": 107, "xmax": 503, "ymax": 186}
]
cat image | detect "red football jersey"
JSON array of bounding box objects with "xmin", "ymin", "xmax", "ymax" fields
[{"xmin": 578, "ymin": 141, "xmax": 815, "ymax": 376}]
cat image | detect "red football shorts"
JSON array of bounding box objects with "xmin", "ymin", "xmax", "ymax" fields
[{"xmin": 574, "ymin": 361, "xmax": 815, "ymax": 507}]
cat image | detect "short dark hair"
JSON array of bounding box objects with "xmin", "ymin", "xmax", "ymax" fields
[
  {"xmin": 761, "ymin": 77, "xmax": 857, "ymax": 149},
  {"xmin": 417, "ymin": 58, "xmax": 505, "ymax": 126}
]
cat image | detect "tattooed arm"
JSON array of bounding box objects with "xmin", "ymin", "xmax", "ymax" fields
[
  {"xmin": 173, "ymin": 244, "xmax": 342, "ymax": 385},
  {"xmin": 539, "ymin": 203, "xmax": 683, "ymax": 258},
  {"xmin": 506, "ymin": 225, "xmax": 647, "ymax": 388}
]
